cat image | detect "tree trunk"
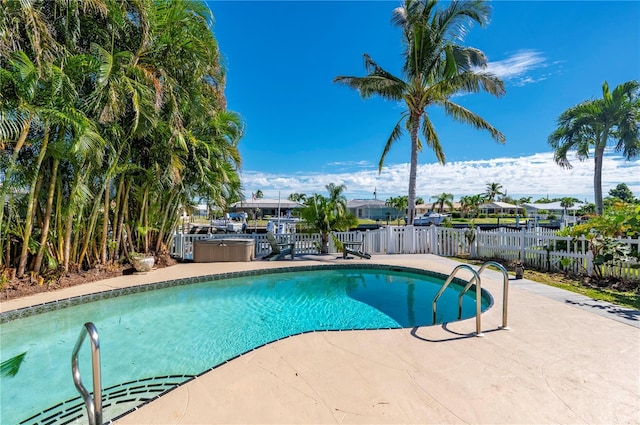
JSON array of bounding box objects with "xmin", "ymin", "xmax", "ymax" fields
[
  {"xmin": 321, "ymin": 232, "xmax": 329, "ymax": 254},
  {"xmin": 33, "ymin": 158, "xmax": 59, "ymax": 273},
  {"xmin": 407, "ymin": 113, "xmax": 420, "ymax": 225},
  {"xmin": 0, "ymin": 115, "xmax": 33, "ymax": 266},
  {"xmin": 593, "ymin": 134, "xmax": 607, "ymax": 215},
  {"xmin": 17, "ymin": 126, "xmax": 50, "ymax": 277},
  {"xmin": 100, "ymin": 178, "xmax": 110, "ymax": 263}
]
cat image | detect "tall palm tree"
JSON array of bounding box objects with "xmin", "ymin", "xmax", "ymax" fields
[
  {"xmin": 549, "ymin": 80, "xmax": 640, "ymax": 214},
  {"xmin": 484, "ymin": 182, "xmax": 504, "ymax": 202},
  {"xmin": 334, "ymin": 0, "xmax": 505, "ymax": 224}
]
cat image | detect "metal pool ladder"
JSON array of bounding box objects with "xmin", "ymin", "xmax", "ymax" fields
[
  {"xmin": 432, "ymin": 261, "xmax": 510, "ymax": 337},
  {"xmin": 457, "ymin": 261, "xmax": 510, "ymax": 330},
  {"xmin": 71, "ymin": 322, "xmax": 102, "ymax": 425}
]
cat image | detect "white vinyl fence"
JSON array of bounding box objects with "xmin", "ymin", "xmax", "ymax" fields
[{"xmin": 170, "ymin": 226, "xmax": 639, "ymax": 280}]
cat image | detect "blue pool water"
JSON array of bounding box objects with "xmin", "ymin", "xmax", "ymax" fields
[{"xmin": 0, "ymin": 267, "xmax": 490, "ymax": 424}]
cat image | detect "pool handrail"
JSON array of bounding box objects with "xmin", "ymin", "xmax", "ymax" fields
[
  {"xmin": 71, "ymin": 322, "xmax": 102, "ymax": 425},
  {"xmin": 457, "ymin": 261, "xmax": 510, "ymax": 330},
  {"xmin": 432, "ymin": 264, "xmax": 484, "ymax": 337}
]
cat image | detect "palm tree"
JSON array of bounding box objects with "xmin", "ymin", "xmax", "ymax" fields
[
  {"xmin": 484, "ymin": 182, "xmax": 504, "ymax": 202},
  {"xmin": 549, "ymin": 80, "xmax": 640, "ymax": 215},
  {"xmin": 460, "ymin": 194, "xmax": 484, "ymax": 218},
  {"xmin": 300, "ymin": 184, "xmax": 357, "ymax": 253},
  {"xmin": 432, "ymin": 192, "xmax": 454, "ymax": 212},
  {"xmin": 560, "ymin": 197, "xmax": 575, "ymax": 218},
  {"xmin": 288, "ymin": 193, "xmax": 307, "ymax": 203},
  {"xmin": 385, "ymin": 196, "xmax": 408, "ymax": 224},
  {"xmin": 334, "ymin": 0, "xmax": 505, "ymax": 224},
  {"xmin": 255, "ymin": 190, "xmax": 264, "ymax": 199},
  {"xmin": 0, "ymin": 0, "xmax": 242, "ymax": 276}
]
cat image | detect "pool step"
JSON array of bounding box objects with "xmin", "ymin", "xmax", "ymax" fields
[{"xmin": 19, "ymin": 374, "xmax": 194, "ymax": 425}]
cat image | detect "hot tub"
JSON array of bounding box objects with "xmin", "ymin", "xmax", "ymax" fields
[{"xmin": 193, "ymin": 239, "xmax": 255, "ymax": 262}]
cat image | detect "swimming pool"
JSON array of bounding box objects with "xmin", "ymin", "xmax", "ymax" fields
[{"xmin": 0, "ymin": 265, "xmax": 491, "ymax": 424}]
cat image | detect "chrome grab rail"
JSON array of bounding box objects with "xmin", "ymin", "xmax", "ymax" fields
[
  {"xmin": 71, "ymin": 322, "xmax": 102, "ymax": 425},
  {"xmin": 457, "ymin": 261, "xmax": 510, "ymax": 330},
  {"xmin": 432, "ymin": 265, "xmax": 483, "ymax": 336}
]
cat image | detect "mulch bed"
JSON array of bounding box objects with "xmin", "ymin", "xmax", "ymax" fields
[{"xmin": 1, "ymin": 253, "xmax": 178, "ymax": 302}]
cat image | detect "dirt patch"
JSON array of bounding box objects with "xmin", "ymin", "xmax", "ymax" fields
[{"xmin": 0, "ymin": 253, "xmax": 179, "ymax": 302}]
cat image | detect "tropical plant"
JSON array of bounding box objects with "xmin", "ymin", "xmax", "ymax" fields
[
  {"xmin": 255, "ymin": 190, "xmax": 264, "ymax": 199},
  {"xmin": 288, "ymin": 192, "xmax": 307, "ymax": 203},
  {"xmin": 517, "ymin": 196, "xmax": 533, "ymax": 205},
  {"xmin": 299, "ymin": 184, "xmax": 357, "ymax": 253},
  {"xmin": 334, "ymin": 0, "xmax": 505, "ymax": 224},
  {"xmin": 459, "ymin": 194, "xmax": 484, "ymax": 218},
  {"xmin": 560, "ymin": 197, "xmax": 574, "ymax": 213},
  {"xmin": 484, "ymin": 182, "xmax": 504, "ymax": 202},
  {"xmin": 432, "ymin": 192, "xmax": 454, "ymax": 212},
  {"xmin": 608, "ymin": 183, "xmax": 635, "ymax": 203},
  {"xmin": 0, "ymin": 0, "xmax": 242, "ymax": 278},
  {"xmin": 385, "ymin": 196, "xmax": 409, "ymax": 224},
  {"xmin": 549, "ymin": 80, "xmax": 640, "ymax": 215}
]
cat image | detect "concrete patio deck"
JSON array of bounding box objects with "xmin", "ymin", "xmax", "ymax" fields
[{"xmin": 2, "ymin": 254, "xmax": 638, "ymax": 424}]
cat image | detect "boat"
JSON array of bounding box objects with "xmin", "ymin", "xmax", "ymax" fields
[
  {"xmin": 411, "ymin": 211, "xmax": 449, "ymax": 226},
  {"xmin": 266, "ymin": 217, "xmax": 299, "ymax": 234},
  {"xmin": 210, "ymin": 212, "xmax": 248, "ymax": 233}
]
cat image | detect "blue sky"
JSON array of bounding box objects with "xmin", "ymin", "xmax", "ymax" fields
[{"xmin": 207, "ymin": 1, "xmax": 640, "ymax": 202}]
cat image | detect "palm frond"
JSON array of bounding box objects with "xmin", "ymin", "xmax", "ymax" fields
[
  {"xmin": 378, "ymin": 114, "xmax": 408, "ymax": 172},
  {"xmin": 440, "ymin": 98, "xmax": 505, "ymax": 143}
]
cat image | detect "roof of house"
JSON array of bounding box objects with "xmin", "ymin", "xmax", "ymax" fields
[
  {"xmin": 523, "ymin": 201, "xmax": 585, "ymax": 211},
  {"xmin": 347, "ymin": 199, "xmax": 390, "ymax": 208},
  {"xmin": 231, "ymin": 199, "xmax": 302, "ymax": 209},
  {"xmin": 480, "ymin": 202, "xmax": 518, "ymax": 209}
]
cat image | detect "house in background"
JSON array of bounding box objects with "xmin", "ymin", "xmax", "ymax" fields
[
  {"xmin": 523, "ymin": 201, "xmax": 586, "ymax": 218},
  {"xmin": 231, "ymin": 198, "xmax": 302, "ymax": 218},
  {"xmin": 416, "ymin": 202, "xmax": 462, "ymax": 214},
  {"xmin": 347, "ymin": 199, "xmax": 398, "ymax": 221},
  {"xmin": 479, "ymin": 202, "xmax": 524, "ymax": 215}
]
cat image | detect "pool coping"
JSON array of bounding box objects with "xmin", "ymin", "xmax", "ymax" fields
[{"xmin": 2, "ymin": 254, "xmax": 639, "ymax": 425}]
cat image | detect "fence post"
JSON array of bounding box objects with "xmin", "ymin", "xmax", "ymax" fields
[
  {"xmin": 404, "ymin": 225, "xmax": 415, "ymax": 254},
  {"xmin": 586, "ymin": 250, "xmax": 594, "ymax": 276},
  {"xmin": 386, "ymin": 226, "xmax": 395, "ymax": 254},
  {"xmin": 430, "ymin": 226, "xmax": 439, "ymax": 255},
  {"xmin": 520, "ymin": 228, "xmax": 526, "ymax": 264}
]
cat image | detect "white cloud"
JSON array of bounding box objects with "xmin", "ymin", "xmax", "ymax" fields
[
  {"xmin": 241, "ymin": 151, "xmax": 640, "ymax": 202},
  {"xmin": 483, "ymin": 50, "xmax": 551, "ymax": 86}
]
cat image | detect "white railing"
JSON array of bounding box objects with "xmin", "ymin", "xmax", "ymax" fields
[{"xmin": 169, "ymin": 227, "xmax": 639, "ymax": 280}]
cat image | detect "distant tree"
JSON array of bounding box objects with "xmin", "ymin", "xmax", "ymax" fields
[
  {"xmin": 577, "ymin": 203, "xmax": 596, "ymax": 216},
  {"xmin": 549, "ymin": 80, "xmax": 640, "ymax": 215},
  {"xmin": 415, "ymin": 197, "xmax": 424, "ymax": 205},
  {"xmin": 385, "ymin": 196, "xmax": 408, "ymax": 224},
  {"xmin": 334, "ymin": 0, "xmax": 505, "ymax": 224},
  {"xmin": 560, "ymin": 197, "xmax": 575, "ymax": 217},
  {"xmin": 517, "ymin": 196, "xmax": 532, "ymax": 205},
  {"xmin": 288, "ymin": 192, "xmax": 307, "ymax": 203},
  {"xmin": 484, "ymin": 182, "xmax": 504, "ymax": 201},
  {"xmin": 460, "ymin": 194, "xmax": 484, "ymax": 218},
  {"xmin": 300, "ymin": 184, "xmax": 357, "ymax": 253},
  {"xmin": 499, "ymin": 192, "xmax": 514, "ymax": 204},
  {"xmin": 534, "ymin": 196, "xmax": 551, "ymax": 203},
  {"xmin": 608, "ymin": 183, "xmax": 634, "ymax": 202},
  {"xmin": 432, "ymin": 193, "xmax": 454, "ymax": 212},
  {"xmin": 255, "ymin": 190, "xmax": 264, "ymax": 199}
]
